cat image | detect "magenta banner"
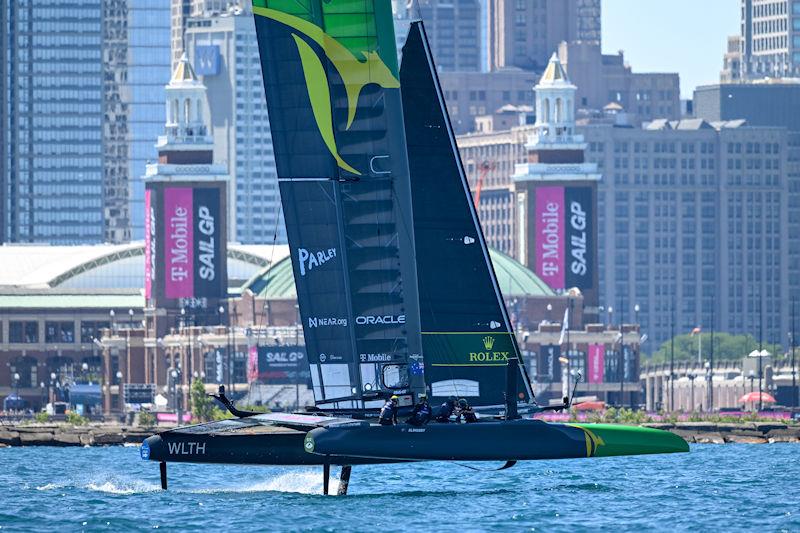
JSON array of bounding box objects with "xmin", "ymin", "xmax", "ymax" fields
[
  {"xmin": 144, "ymin": 189, "xmax": 152, "ymax": 298},
  {"xmin": 588, "ymin": 344, "xmax": 605, "ymax": 384},
  {"xmin": 164, "ymin": 187, "xmax": 194, "ymax": 298},
  {"xmin": 248, "ymin": 345, "xmax": 258, "ymax": 383},
  {"xmin": 535, "ymin": 186, "xmax": 565, "ymax": 290}
]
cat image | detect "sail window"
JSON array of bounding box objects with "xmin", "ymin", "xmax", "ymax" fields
[
  {"xmin": 321, "ymin": 364, "xmax": 352, "ymax": 399},
  {"xmin": 382, "ymin": 364, "xmax": 409, "ymax": 389}
]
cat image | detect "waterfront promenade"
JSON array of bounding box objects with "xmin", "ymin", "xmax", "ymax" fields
[{"xmin": 1, "ymin": 420, "xmax": 798, "ymax": 448}]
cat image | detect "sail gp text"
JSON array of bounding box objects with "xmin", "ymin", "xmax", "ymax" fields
[
  {"xmin": 298, "ymin": 248, "xmax": 336, "ymax": 276},
  {"xmin": 196, "ymin": 205, "xmax": 216, "ymax": 281},
  {"xmin": 569, "ymin": 200, "xmax": 588, "ymax": 276}
]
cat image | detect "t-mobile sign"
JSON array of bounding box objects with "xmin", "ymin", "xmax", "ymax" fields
[
  {"xmin": 162, "ymin": 186, "xmax": 223, "ymax": 299},
  {"xmin": 534, "ymin": 186, "xmax": 593, "ymax": 291},
  {"xmin": 164, "ymin": 188, "xmax": 194, "ymax": 298},
  {"xmin": 144, "ymin": 189, "xmax": 155, "ymax": 299}
]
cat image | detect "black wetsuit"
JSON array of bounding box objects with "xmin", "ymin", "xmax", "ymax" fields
[
  {"xmin": 406, "ymin": 400, "xmax": 432, "ymax": 426},
  {"xmin": 379, "ymin": 400, "xmax": 398, "ymax": 426},
  {"xmin": 435, "ymin": 401, "xmax": 456, "ymax": 423}
]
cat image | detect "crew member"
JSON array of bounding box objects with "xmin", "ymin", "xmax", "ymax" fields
[
  {"xmin": 435, "ymin": 396, "xmax": 458, "ymax": 423},
  {"xmin": 455, "ymin": 399, "xmax": 478, "ymax": 424},
  {"xmin": 379, "ymin": 395, "xmax": 399, "ymax": 426},
  {"xmin": 406, "ymin": 393, "xmax": 432, "ymax": 426}
]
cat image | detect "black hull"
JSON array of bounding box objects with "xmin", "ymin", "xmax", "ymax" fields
[
  {"xmin": 142, "ymin": 415, "xmax": 688, "ymax": 467},
  {"xmin": 141, "ymin": 414, "xmax": 395, "ymax": 466}
]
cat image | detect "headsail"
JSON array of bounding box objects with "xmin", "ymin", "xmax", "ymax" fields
[
  {"xmin": 252, "ymin": 1, "xmax": 425, "ymax": 409},
  {"xmin": 400, "ymin": 21, "xmax": 533, "ymax": 407}
]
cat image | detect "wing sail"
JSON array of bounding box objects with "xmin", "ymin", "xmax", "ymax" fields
[
  {"xmin": 400, "ymin": 22, "xmax": 533, "ymax": 407},
  {"xmin": 252, "ymin": 1, "xmax": 425, "ymax": 408}
]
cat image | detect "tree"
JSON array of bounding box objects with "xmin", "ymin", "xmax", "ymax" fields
[
  {"xmin": 190, "ymin": 378, "xmax": 213, "ymax": 422},
  {"xmin": 649, "ymin": 332, "xmax": 782, "ymax": 364}
]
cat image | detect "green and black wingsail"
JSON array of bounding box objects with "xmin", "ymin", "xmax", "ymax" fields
[
  {"xmin": 252, "ymin": 0, "xmax": 425, "ymax": 409},
  {"xmin": 400, "ymin": 22, "xmax": 533, "ymax": 408}
]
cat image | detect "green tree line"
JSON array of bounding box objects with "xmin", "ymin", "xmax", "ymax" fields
[{"xmin": 648, "ymin": 332, "xmax": 784, "ymax": 364}]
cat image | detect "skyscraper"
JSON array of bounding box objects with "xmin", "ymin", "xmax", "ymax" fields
[
  {"xmin": 185, "ymin": 7, "xmax": 285, "ymax": 244},
  {"xmin": 2, "ymin": 0, "xmax": 105, "ymax": 244},
  {"xmin": 171, "ymin": 0, "xmax": 244, "ymax": 70},
  {"xmin": 734, "ymin": 0, "xmax": 800, "ymax": 79},
  {"xmin": 414, "ymin": 0, "xmax": 483, "ymax": 72},
  {"xmin": 458, "ymin": 113, "xmax": 793, "ymax": 352},
  {"xmin": 125, "ymin": 1, "xmax": 172, "ymax": 241},
  {"xmin": 1, "ymin": 0, "xmax": 171, "ymax": 244},
  {"xmin": 487, "ymin": 0, "xmax": 601, "ymax": 71}
]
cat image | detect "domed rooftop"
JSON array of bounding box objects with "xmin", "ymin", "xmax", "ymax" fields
[
  {"xmin": 242, "ymin": 247, "xmax": 556, "ymax": 299},
  {"xmin": 0, "ymin": 243, "xmax": 555, "ymax": 307}
]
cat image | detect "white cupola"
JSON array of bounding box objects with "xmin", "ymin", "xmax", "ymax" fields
[
  {"xmin": 162, "ymin": 53, "xmax": 212, "ymax": 147},
  {"xmin": 533, "ymin": 53, "xmax": 577, "ymax": 144}
]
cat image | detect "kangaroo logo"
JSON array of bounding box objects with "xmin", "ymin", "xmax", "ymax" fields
[
  {"xmin": 253, "ymin": 7, "xmax": 400, "ymax": 176},
  {"xmin": 482, "ymin": 336, "xmax": 495, "ymax": 350},
  {"xmin": 567, "ymin": 425, "xmax": 606, "ymax": 457}
]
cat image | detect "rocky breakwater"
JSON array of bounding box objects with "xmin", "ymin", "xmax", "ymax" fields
[
  {"xmin": 0, "ymin": 424, "xmax": 156, "ymax": 447},
  {"xmin": 643, "ymin": 422, "xmax": 800, "ymax": 444}
]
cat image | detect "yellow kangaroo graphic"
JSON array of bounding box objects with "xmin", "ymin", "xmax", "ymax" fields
[
  {"xmin": 253, "ymin": 7, "xmax": 401, "ymax": 175},
  {"xmin": 567, "ymin": 424, "xmax": 606, "ymax": 457}
]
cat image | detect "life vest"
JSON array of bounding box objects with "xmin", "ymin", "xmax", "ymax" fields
[{"xmin": 379, "ymin": 401, "xmax": 396, "ymax": 422}]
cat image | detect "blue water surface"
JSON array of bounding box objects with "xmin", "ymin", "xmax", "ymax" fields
[{"xmin": 0, "ymin": 443, "xmax": 798, "ymax": 532}]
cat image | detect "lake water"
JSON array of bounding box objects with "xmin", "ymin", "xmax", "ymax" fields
[{"xmin": 1, "ymin": 443, "xmax": 798, "ymax": 531}]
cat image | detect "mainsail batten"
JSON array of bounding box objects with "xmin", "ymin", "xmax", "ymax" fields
[
  {"xmin": 400, "ymin": 22, "xmax": 533, "ymax": 407},
  {"xmin": 253, "ymin": 1, "xmax": 425, "ymax": 408}
]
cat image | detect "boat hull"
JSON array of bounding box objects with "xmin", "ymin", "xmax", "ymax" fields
[
  {"xmin": 305, "ymin": 420, "xmax": 689, "ymax": 462},
  {"xmin": 141, "ymin": 417, "xmax": 687, "ymax": 466}
]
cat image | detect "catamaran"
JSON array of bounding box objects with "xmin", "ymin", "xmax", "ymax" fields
[{"xmin": 141, "ymin": 1, "xmax": 687, "ymax": 495}]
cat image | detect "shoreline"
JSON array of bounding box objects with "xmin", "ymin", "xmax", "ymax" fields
[{"xmin": 1, "ymin": 421, "xmax": 799, "ymax": 447}]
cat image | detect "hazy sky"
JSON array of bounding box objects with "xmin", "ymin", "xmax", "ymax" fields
[{"xmin": 602, "ymin": 0, "xmax": 740, "ymax": 99}]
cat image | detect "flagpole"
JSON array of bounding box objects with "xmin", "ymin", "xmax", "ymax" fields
[
  {"xmin": 758, "ymin": 300, "xmax": 764, "ymax": 413},
  {"xmin": 619, "ymin": 292, "xmax": 624, "ymax": 408},
  {"xmin": 670, "ymin": 299, "xmax": 675, "ymax": 412},
  {"xmin": 708, "ymin": 297, "xmax": 715, "ymax": 412},
  {"xmin": 792, "ymin": 298, "xmax": 796, "ymax": 411}
]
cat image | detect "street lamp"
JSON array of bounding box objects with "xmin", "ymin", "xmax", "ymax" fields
[
  {"xmin": 687, "ymin": 372, "xmax": 696, "ymax": 412},
  {"xmin": 546, "ymin": 303, "xmax": 553, "ymax": 323},
  {"xmin": 109, "ymin": 309, "xmax": 116, "ymax": 331},
  {"xmin": 170, "ymin": 367, "xmax": 183, "ymax": 423},
  {"xmin": 704, "ymin": 361, "xmax": 712, "ymax": 412},
  {"xmin": 13, "ymin": 372, "xmax": 20, "ymax": 411},
  {"xmin": 81, "ymin": 362, "xmax": 89, "ymax": 384},
  {"xmin": 116, "ymin": 370, "xmax": 124, "ymax": 412},
  {"xmin": 128, "ymin": 308, "xmax": 134, "ymax": 329},
  {"xmin": 634, "ymin": 303, "xmax": 640, "ymax": 325},
  {"xmin": 49, "ymin": 372, "xmax": 57, "ymax": 405}
]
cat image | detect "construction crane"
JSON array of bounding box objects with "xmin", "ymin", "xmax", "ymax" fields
[{"xmin": 474, "ymin": 160, "xmax": 494, "ymax": 211}]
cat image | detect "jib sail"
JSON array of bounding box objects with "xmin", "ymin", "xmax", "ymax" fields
[
  {"xmin": 252, "ymin": 1, "xmax": 425, "ymax": 409},
  {"xmin": 400, "ymin": 22, "xmax": 533, "ymax": 407}
]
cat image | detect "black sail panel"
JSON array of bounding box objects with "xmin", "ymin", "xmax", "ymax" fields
[
  {"xmin": 252, "ymin": 1, "xmax": 425, "ymax": 408},
  {"xmin": 400, "ymin": 22, "xmax": 532, "ymax": 407}
]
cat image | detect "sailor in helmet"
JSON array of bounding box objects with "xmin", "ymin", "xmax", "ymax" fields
[
  {"xmin": 406, "ymin": 393, "xmax": 432, "ymax": 426},
  {"xmin": 379, "ymin": 395, "xmax": 399, "ymax": 426},
  {"xmin": 455, "ymin": 398, "xmax": 478, "ymax": 424},
  {"xmin": 435, "ymin": 396, "xmax": 458, "ymax": 423}
]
